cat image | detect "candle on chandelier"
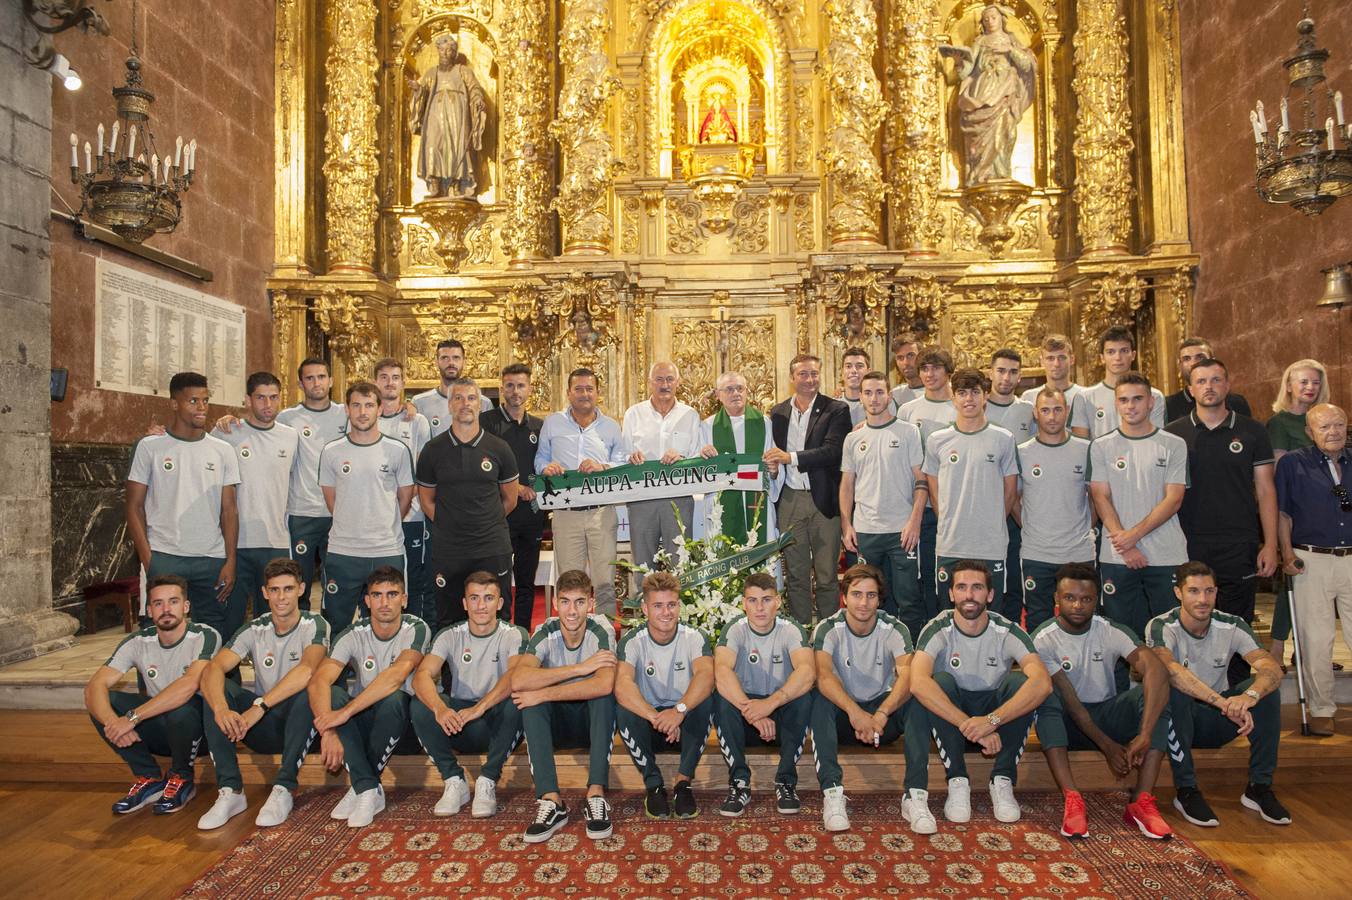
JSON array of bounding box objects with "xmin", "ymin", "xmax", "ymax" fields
[
  {"xmin": 188, "ymin": 139, "xmax": 197, "ymax": 173},
  {"xmin": 84, "ymin": 141, "xmax": 92, "ymax": 173},
  {"xmin": 174, "ymin": 136, "xmax": 183, "ymax": 169},
  {"xmin": 1280, "ymin": 97, "xmax": 1291, "ymax": 132},
  {"xmin": 110, "ymin": 120, "xmax": 120, "ymax": 157},
  {"xmin": 164, "ymin": 156, "xmax": 172, "ymax": 182},
  {"xmin": 127, "ymin": 124, "xmax": 138, "ymax": 159},
  {"xmin": 1250, "ymin": 110, "xmax": 1264, "ymax": 144},
  {"xmin": 151, "ymin": 153, "xmax": 160, "ymax": 183},
  {"xmin": 1256, "ymin": 100, "xmax": 1267, "ymax": 133},
  {"xmin": 97, "ymin": 123, "xmax": 105, "ymax": 158},
  {"xmin": 69, "ymin": 133, "xmax": 78, "ymax": 169},
  {"xmin": 1337, "ymin": 91, "xmax": 1346, "ymax": 127},
  {"xmin": 1328, "ymin": 118, "xmax": 1337, "ymax": 151}
]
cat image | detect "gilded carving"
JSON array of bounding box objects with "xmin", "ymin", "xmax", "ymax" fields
[
  {"xmin": 464, "ymin": 219, "xmax": 496, "ymax": 265},
  {"xmin": 792, "ymin": 82, "xmax": 813, "ymax": 172},
  {"xmin": 504, "ymin": 283, "xmax": 558, "ymax": 366},
  {"xmin": 551, "ymin": 0, "xmax": 621, "ymax": 253},
  {"xmin": 672, "ymin": 318, "xmax": 719, "ymax": 414},
  {"xmin": 620, "ymin": 85, "xmax": 642, "ymax": 176},
  {"xmin": 406, "ymin": 222, "xmax": 441, "ymax": 268},
  {"xmin": 404, "ymin": 320, "xmax": 501, "ymax": 384},
  {"xmin": 731, "ymin": 194, "xmax": 769, "ymax": 254},
  {"xmin": 277, "ymin": 0, "xmax": 296, "ymax": 168},
  {"xmin": 621, "ymin": 196, "xmax": 641, "ymax": 254},
  {"xmin": 818, "ymin": 265, "xmax": 891, "ymax": 346},
  {"xmin": 667, "ymin": 196, "xmax": 707, "ymax": 254},
  {"xmin": 728, "ymin": 315, "xmax": 778, "ymax": 412},
  {"xmin": 1010, "ymin": 206, "xmax": 1041, "ymax": 252},
  {"xmin": 789, "ymin": 285, "xmax": 811, "ymax": 353},
  {"xmin": 1072, "ymin": 0, "xmax": 1135, "ymax": 254},
  {"xmin": 323, "ymin": 0, "xmax": 381, "ymax": 270},
  {"xmin": 315, "ymin": 288, "xmax": 382, "ymax": 378},
  {"xmin": 821, "ymin": 0, "xmax": 888, "ymax": 245},
  {"xmin": 951, "ymin": 308, "xmax": 1050, "ymax": 370},
  {"xmin": 500, "ymin": 0, "xmax": 553, "ymax": 263},
  {"xmin": 410, "ymin": 0, "xmax": 493, "ymax": 23},
  {"xmin": 1077, "ymin": 266, "xmax": 1146, "ymax": 381},
  {"xmin": 793, "ymin": 192, "xmax": 815, "ymax": 251},
  {"xmin": 886, "ymin": 2, "xmax": 943, "ymax": 253},
  {"xmin": 548, "ymin": 273, "xmax": 621, "ymax": 366},
  {"xmin": 270, "ymin": 291, "xmax": 295, "ymax": 391},
  {"xmin": 951, "ymin": 209, "xmax": 981, "ymax": 253},
  {"xmin": 1162, "ymin": 265, "xmax": 1193, "ymax": 339},
  {"xmin": 895, "ymin": 273, "xmax": 950, "ymax": 337}
]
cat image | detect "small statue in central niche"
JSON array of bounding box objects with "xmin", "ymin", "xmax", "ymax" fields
[
  {"xmin": 940, "ymin": 4, "xmax": 1037, "ymax": 185},
  {"xmin": 698, "ymin": 90, "xmax": 738, "ymax": 144},
  {"xmin": 412, "ymin": 34, "xmax": 488, "ymax": 199}
]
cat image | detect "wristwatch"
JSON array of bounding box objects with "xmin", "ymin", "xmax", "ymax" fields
[
  {"xmin": 125, "ymin": 708, "xmax": 141, "ymax": 726},
  {"xmin": 987, "ymin": 712, "xmax": 1002, "ymax": 727},
  {"xmin": 1243, "ymin": 689, "xmax": 1260, "ymax": 701},
  {"xmin": 675, "ymin": 702, "xmax": 689, "ymax": 715},
  {"xmin": 252, "ymin": 697, "xmax": 271, "ymax": 713}
]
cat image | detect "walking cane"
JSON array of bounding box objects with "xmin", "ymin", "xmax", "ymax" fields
[{"xmin": 1284, "ymin": 567, "xmax": 1312, "ymax": 736}]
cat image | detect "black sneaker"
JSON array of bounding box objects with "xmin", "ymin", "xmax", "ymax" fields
[
  {"xmin": 584, "ymin": 795, "xmax": 612, "ymax": 840},
  {"xmin": 645, "ymin": 785, "xmax": 671, "ymax": 819},
  {"xmin": 775, "ymin": 782, "xmax": 802, "ymax": 815},
  {"xmin": 719, "ymin": 781, "xmax": 751, "ymax": 818},
  {"xmin": 1241, "ymin": 784, "xmax": 1292, "ymax": 825},
  {"xmin": 672, "ymin": 781, "xmax": 698, "ymax": 819},
  {"xmin": 1172, "ymin": 787, "xmax": 1219, "ymax": 827},
  {"xmin": 523, "ymin": 798, "xmax": 568, "ymax": 843}
]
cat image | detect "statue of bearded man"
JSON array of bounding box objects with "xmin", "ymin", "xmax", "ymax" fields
[{"xmin": 412, "ymin": 35, "xmax": 488, "ymax": 199}]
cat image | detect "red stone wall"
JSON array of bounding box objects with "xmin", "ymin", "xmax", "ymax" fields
[
  {"xmin": 1180, "ymin": 2, "xmax": 1352, "ymax": 412},
  {"xmin": 48, "ymin": 0, "xmax": 274, "ymax": 443}
]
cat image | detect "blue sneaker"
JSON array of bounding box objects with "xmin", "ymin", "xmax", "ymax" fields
[
  {"xmin": 112, "ymin": 775, "xmax": 167, "ymax": 814},
  {"xmin": 152, "ymin": 773, "xmax": 195, "ymax": 815}
]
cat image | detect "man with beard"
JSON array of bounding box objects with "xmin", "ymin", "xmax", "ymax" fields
[
  {"xmin": 615, "ymin": 572, "xmax": 715, "ymax": 819},
  {"xmin": 622, "ymin": 362, "xmax": 702, "ymax": 588},
  {"xmin": 1148, "ymin": 562, "xmax": 1289, "ymax": 827},
  {"xmin": 316, "ymin": 383, "xmax": 416, "ymax": 631},
  {"xmin": 1089, "ymin": 374, "xmax": 1188, "ymax": 637},
  {"xmin": 481, "ymin": 363, "xmax": 547, "ymax": 627},
  {"xmin": 278, "ymin": 358, "xmax": 350, "ymax": 606},
  {"xmin": 1164, "ymin": 338, "xmax": 1251, "ymax": 423},
  {"xmin": 375, "ymin": 358, "xmax": 435, "ymax": 624},
  {"xmin": 212, "ymin": 372, "xmax": 299, "ymax": 638},
  {"xmin": 911, "ymin": 560, "xmax": 1051, "ymax": 825},
  {"xmin": 309, "ymin": 567, "xmax": 430, "ymax": 828},
  {"xmin": 890, "ymin": 333, "xmax": 923, "ymax": 411},
  {"xmin": 126, "ymin": 371, "xmax": 240, "ymax": 636},
  {"xmin": 809, "ymin": 565, "xmax": 928, "ymax": 834},
  {"xmin": 85, "ymin": 575, "xmax": 221, "ymax": 816},
  {"xmin": 1032, "ymin": 564, "xmax": 1172, "ymax": 840},
  {"xmin": 418, "ymin": 378, "xmax": 519, "ymax": 629},
  {"xmin": 413, "ymin": 339, "xmax": 492, "ymax": 437},
  {"xmin": 1166, "ymin": 358, "xmax": 1277, "ymax": 686},
  {"xmin": 197, "ymin": 558, "xmax": 329, "ymax": 830}
]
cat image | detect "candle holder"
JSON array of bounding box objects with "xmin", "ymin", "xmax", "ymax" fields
[{"xmin": 1250, "ymin": 10, "xmax": 1352, "ymax": 216}]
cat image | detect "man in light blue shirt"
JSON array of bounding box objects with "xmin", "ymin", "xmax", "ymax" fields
[{"xmin": 536, "ymin": 368, "xmax": 629, "ymax": 616}]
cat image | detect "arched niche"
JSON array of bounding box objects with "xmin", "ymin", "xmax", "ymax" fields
[
  {"xmin": 938, "ymin": 0, "xmax": 1052, "ymax": 190},
  {"xmin": 642, "ymin": 0, "xmax": 793, "ymax": 178},
  {"xmin": 398, "ymin": 16, "xmax": 502, "ymax": 205}
]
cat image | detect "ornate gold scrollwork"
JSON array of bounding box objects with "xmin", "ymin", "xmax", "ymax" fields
[
  {"xmin": 885, "ymin": 0, "xmax": 943, "ymax": 254},
  {"xmin": 1072, "ymin": 0, "xmax": 1135, "ymax": 256},
  {"xmin": 894, "ymin": 272, "xmax": 950, "ymax": 341},
  {"xmin": 821, "ymin": 0, "xmax": 888, "ymax": 246},
  {"xmin": 503, "ymin": 282, "xmax": 558, "ymax": 367},
  {"xmin": 500, "ymin": 0, "xmax": 553, "ymax": 264},
  {"xmin": 961, "ymin": 181, "xmax": 1034, "ymax": 258},
  {"xmin": 314, "ymin": 288, "xmax": 382, "ymax": 379},
  {"xmin": 1077, "ymin": 266, "xmax": 1146, "ymax": 382},
  {"xmin": 414, "ymin": 199, "xmax": 482, "ymax": 270},
  {"xmin": 731, "ymin": 194, "xmax": 769, "ymax": 253},
  {"xmin": 817, "ymin": 264, "xmax": 891, "ymax": 346},
  {"xmin": 551, "ymin": 0, "xmax": 621, "ymax": 254},
  {"xmin": 322, "ymin": 0, "xmax": 380, "ymax": 271},
  {"xmin": 548, "ymin": 273, "xmax": 622, "ymax": 366},
  {"xmin": 951, "ymin": 281, "xmax": 1048, "ymax": 369}
]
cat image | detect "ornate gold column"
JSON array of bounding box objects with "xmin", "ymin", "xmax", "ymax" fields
[
  {"xmin": 1072, "ymin": 0, "xmax": 1135, "ymax": 257},
  {"xmin": 822, "ymin": 0, "xmax": 888, "ymax": 248},
  {"xmin": 1137, "ymin": 0, "xmax": 1191, "ymax": 253},
  {"xmin": 269, "ymin": 290, "xmax": 307, "ymax": 404},
  {"xmin": 501, "ymin": 0, "xmax": 553, "ymax": 265},
  {"xmin": 1074, "ymin": 267, "xmax": 1145, "ymax": 382},
  {"xmin": 314, "ymin": 288, "xmax": 383, "ymax": 389},
  {"xmin": 274, "ymin": 0, "xmax": 315, "ymax": 276},
  {"xmin": 551, "ymin": 0, "xmax": 620, "ymax": 255},
  {"xmin": 322, "ymin": 0, "xmax": 380, "ymax": 273},
  {"xmin": 884, "ymin": 0, "xmax": 942, "ymax": 256}
]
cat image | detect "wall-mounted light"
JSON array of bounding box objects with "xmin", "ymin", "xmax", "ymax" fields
[{"xmin": 44, "ymin": 53, "xmax": 82, "ymax": 91}]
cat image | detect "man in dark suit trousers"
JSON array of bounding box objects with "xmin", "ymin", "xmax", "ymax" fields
[{"xmin": 765, "ymin": 354, "xmax": 853, "ymax": 625}]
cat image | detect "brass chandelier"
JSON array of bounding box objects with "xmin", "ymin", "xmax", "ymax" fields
[
  {"xmin": 68, "ymin": 0, "xmax": 198, "ymax": 243},
  {"xmin": 1249, "ymin": 6, "xmax": 1352, "ymax": 216}
]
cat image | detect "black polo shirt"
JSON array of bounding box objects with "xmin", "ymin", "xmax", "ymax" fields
[
  {"xmin": 1164, "ymin": 389, "xmax": 1251, "ymax": 425},
  {"xmin": 415, "ymin": 427, "xmax": 518, "ymax": 557},
  {"xmin": 1165, "ymin": 410, "xmax": 1273, "ymax": 543},
  {"xmin": 481, "ymin": 406, "xmax": 545, "ymax": 528}
]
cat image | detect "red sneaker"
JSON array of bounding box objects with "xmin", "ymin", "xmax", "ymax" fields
[
  {"xmin": 1125, "ymin": 792, "xmax": 1173, "ymax": 839},
  {"xmin": 1060, "ymin": 790, "xmax": 1088, "ymax": 838}
]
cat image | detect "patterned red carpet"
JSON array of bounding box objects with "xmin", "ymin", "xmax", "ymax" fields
[{"xmin": 180, "ymin": 788, "xmax": 1249, "ymax": 899}]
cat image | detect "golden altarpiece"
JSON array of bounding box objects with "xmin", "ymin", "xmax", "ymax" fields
[{"xmin": 267, "ymin": 0, "xmax": 1197, "ymax": 414}]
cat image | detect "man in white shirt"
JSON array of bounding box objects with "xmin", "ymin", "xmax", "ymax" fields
[
  {"xmin": 1073, "ymin": 326, "xmax": 1166, "ymax": 439},
  {"xmin": 898, "ymin": 348, "xmax": 957, "ymax": 623},
  {"xmin": 622, "ymin": 362, "xmax": 702, "ymax": 588}
]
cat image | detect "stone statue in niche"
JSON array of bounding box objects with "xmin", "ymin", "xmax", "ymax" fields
[
  {"xmin": 411, "ymin": 34, "xmax": 488, "ymax": 199},
  {"xmin": 698, "ymin": 90, "xmax": 738, "ymax": 144},
  {"xmin": 940, "ymin": 4, "xmax": 1036, "ymax": 185}
]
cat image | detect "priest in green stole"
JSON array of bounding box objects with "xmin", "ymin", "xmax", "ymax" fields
[{"xmin": 698, "ymin": 372, "xmax": 782, "ymax": 546}]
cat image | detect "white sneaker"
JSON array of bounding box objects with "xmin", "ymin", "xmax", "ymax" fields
[
  {"xmin": 434, "ymin": 776, "xmax": 471, "ymax": 817},
  {"xmin": 989, "ymin": 776, "xmax": 1021, "ymax": 823},
  {"xmin": 196, "ymin": 787, "xmax": 248, "ymax": 830},
  {"xmin": 347, "ymin": 786, "xmax": 386, "ymax": 828},
  {"xmin": 944, "ymin": 777, "xmax": 971, "ymax": 823},
  {"xmin": 330, "ymin": 787, "xmax": 357, "ymax": 820},
  {"xmin": 821, "ymin": 786, "xmax": 850, "ymax": 832},
  {"xmin": 255, "ymin": 785, "xmax": 294, "ymax": 827},
  {"xmin": 902, "ymin": 788, "xmax": 937, "ymax": 835},
  {"xmin": 472, "ymin": 776, "xmax": 498, "ymax": 818}
]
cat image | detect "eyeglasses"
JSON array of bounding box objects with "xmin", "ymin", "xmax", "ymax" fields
[{"xmin": 1333, "ymin": 484, "xmax": 1352, "ymax": 513}]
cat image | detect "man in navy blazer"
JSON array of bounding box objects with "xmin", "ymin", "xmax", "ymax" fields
[{"xmin": 765, "ymin": 354, "xmax": 853, "ymax": 624}]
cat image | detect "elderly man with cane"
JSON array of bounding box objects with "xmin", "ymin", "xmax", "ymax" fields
[{"xmin": 1276, "ymin": 403, "xmax": 1352, "ymax": 737}]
